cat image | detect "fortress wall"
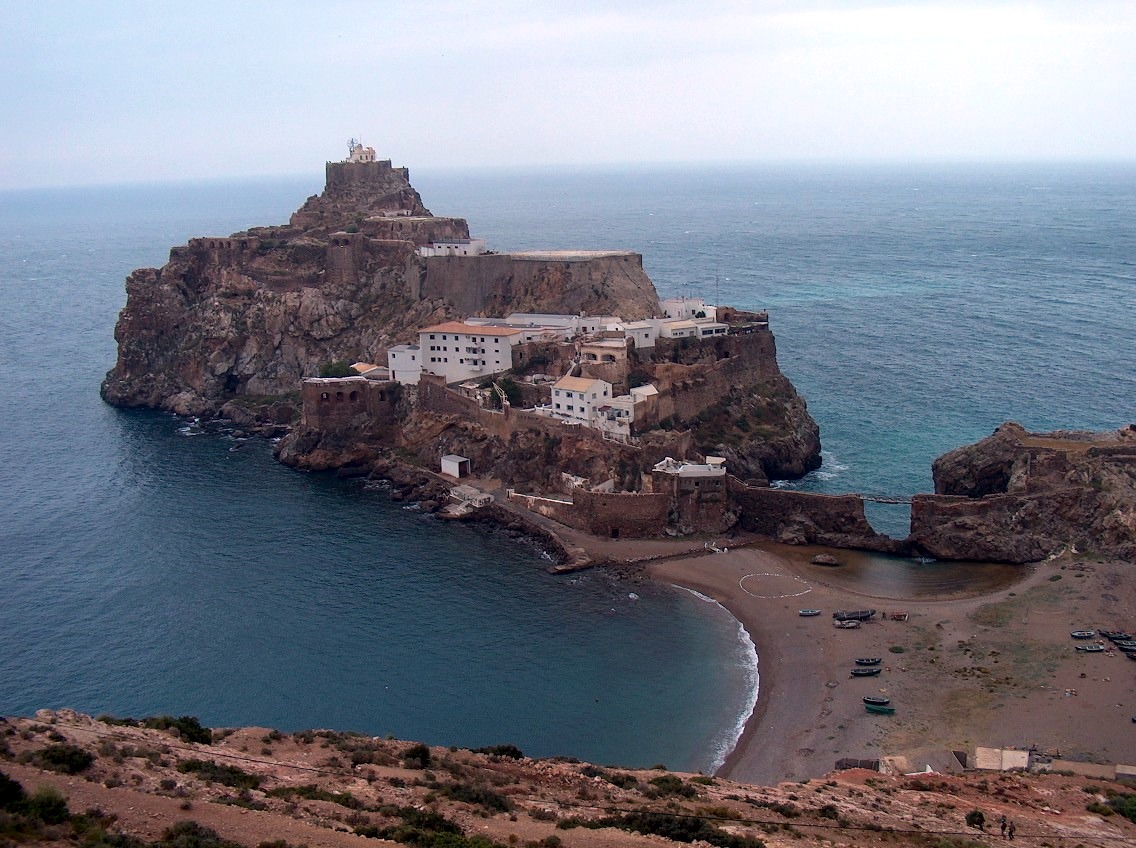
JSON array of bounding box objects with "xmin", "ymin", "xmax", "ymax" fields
[
  {"xmin": 300, "ymin": 378, "xmax": 399, "ymax": 432},
  {"xmin": 419, "ymin": 253, "xmax": 657, "ymax": 319},
  {"xmin": 729, "ymin": 479, "xmax": 888, "ymax": 547},
  {"xmin": 571, "ymin": 489, "xmax": 670, "ymax": 538},
  {"xmin": 506, "ymin": 492, "xmax": 585, "ymax": 531},
  {"xmin": 650, "ymin": 331, "xmax": 782, "ymax": 423}
]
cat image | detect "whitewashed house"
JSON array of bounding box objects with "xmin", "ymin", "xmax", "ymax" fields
[
  {"xmin": 387, "ymin": 344, "xmax": 422, "ymax": 385},
  {"xmin": 550, "ymin": 376, "xmax": 612, "ymax": 421}
]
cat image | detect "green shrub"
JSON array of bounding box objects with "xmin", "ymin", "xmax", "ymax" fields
[
  {"xmin": 319, "ymin": 361, "xmax": 359, "ymax": 378},
  {"xmin": 0, "ymin": 770, "xmax": 26, "ymax": 809},
  {"xmin": 176, "ymin": 759, "xmax": 260, "ymax": 789},
  {"xmin": 647, "ymin": 774, "xmax": 697, "ymax": 798},
  {"xmin": 439, "ymin": 781, "xmax": 511, "ymax": 812},
  {"xmin": 21, "ymin": 786, "xmax": 70, "ymax": 824},
  {"xmin": 472, "ymin": 745, "xmax": 524, "ymax": 760},
  {"xmin": 25, "ymin": 743, "xmax": 94, "ymax": 774},
  {"xmin": 1107, "ymin": 792, "xmax": 1136, "ymax": 823},
  {"xmin": 157, "ymin": 820, "xmax": 245, "ymax": 848},
  {"xmin": 964, "ymin": 809, "xmax": 986, "ymax": 830},
  {"xmin": 402, "ymin": 743, "xmax": 432, "ymax": 769},
  {"xmin": 591, "ymin": 811, "xmax": 764, "ymax": 848},
  {"xmin": 267, "ymin": 784, "xmax": 362, "ymax": 809}
]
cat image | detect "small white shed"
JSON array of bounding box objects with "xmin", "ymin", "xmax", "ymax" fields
[{"xmin": 440, "ymin": 454, "xmax": 471, "ymax": 478}]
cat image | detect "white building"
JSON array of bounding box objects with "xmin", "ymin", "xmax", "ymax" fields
[
  {"xmin": 652, "ymin": 456, "xmax": 727, "ymax": 480},
  {"xmin": 550, "ymin": 376, "xmax": 612, "ymax": 421},
  {"xmin": 660, "ymin": 296, "xmax": 716, "ymax": 321},
  {"xmin": 504, "ymin": 313, "xmax": 621, "ymax": 335},
  {"xmin": 416, "ymin": 238, "xmax": 488, "ymax": 257},
  {"xmin": 387, "ymin": 344, "xmax": 422, "ymax": 385},
  {"xmin": 419, "ymin": 321, "xmax": 524, "ymax": 384},
  {"xmin": 622, "ymin": 320, "xmax": 659, "ymax": 349},
  {"xmin": 657, "ymin": 319, "xmax": 700, "ymax": 339}
]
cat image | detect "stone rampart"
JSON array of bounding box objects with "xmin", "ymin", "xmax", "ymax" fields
[
  {"xmin": 729, "ymin": 478, "xmax": 896, "ymax": 550},
  {"xmin": 301, "ymin": 377, "xmax": 399, "ymax": 432},
  {"xmin": 417, "ymin": 252, "xmax": 658, "ymax": 319}
]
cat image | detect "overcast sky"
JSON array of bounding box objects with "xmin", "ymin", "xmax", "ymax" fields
[{"xmin": 2, "ymin": 0, "xmax": 1134, "ymax": 189}]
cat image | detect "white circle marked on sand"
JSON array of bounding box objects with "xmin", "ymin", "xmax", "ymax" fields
[{"xmin": 738, "ymin": 572, "xmax": 812, "ymax": 599}]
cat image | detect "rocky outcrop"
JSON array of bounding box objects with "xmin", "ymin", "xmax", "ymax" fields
[
  {"xmin": 101, "ymin": 161, "xmax": 663, "ymax": 416},
  {"xmin": 908, "ymin": 422, "xmax": 1136, "ymax": 562}
]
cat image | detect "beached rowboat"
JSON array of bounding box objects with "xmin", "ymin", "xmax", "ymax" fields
[
  {"xmin": 833, "ymin": 609, "xmax": 876, "ymax": 621},
  {"xmin": 850, "ymin": 667, "xmax": 882, "ymax": 677},
  {"xmin": 1070, "ymin": 630, "xmax": 1097, "ymax": 639},
  {"xmin": 865, "ymin": 703, "xmax": 895, "ymax": 715},
  {"xmin": 862, "ymin": 695, "xmax": 891, "ymax": 706},
  {"xmin": 1076, "ymin": 644, "xmax": 1105, "ymax": 652},
  {"xmin": 798, "ymin": 609, "xmax": 822, "ymax": 617},
  {"xmin": 834, "ymin": 620, "xmax": 861, "ymax": 629},
  {"xmin": 855, "ymin": 657, "xmax": 882, "ymax": 666}
]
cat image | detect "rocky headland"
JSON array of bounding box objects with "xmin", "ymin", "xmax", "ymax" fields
[
  {"xmin": 100, "ymin": 159, "xmax": 662, "ymax": 418},
  {"xmin": 909, "ymin": 421, "xmax": 1136, "ymax": 563}
]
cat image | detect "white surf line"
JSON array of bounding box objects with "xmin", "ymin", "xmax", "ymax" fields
[{"xmin": 738, "ymin": 572, "xmax": 812, "ymax": 599}]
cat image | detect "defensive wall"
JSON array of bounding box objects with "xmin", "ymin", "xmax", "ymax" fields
[
  {"xmin": 300, "ymin": 377, "xmax": 400, "ymax": 431},
  {"xmin": 414, "ymin": 252, "xmax": 655, "ymax": 318},
  {"xmin": 729, "ymin": 478, "xmax": 898, "ymax": 551},
  {"xmin": 506, "ymin": 490, "xmax": 669, "ymax": 538},
  {"xmin": 323, "ymin": 159, "xmax": 408, "ymax": 191}
]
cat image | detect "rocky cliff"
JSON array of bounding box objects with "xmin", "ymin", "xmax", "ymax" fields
[
  {"xmin": 101, "ymin": 161, "xmax": 661, "ymax": 416},
  {"xmin": 908, "ymin": 421, "xmax": 1136, "ymax": 562}
]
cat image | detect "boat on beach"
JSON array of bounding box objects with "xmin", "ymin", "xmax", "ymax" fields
[
  {"xmin": 1076, "ymin": 644, "xmax": 1105, "ymax": 652},
  {"xmin": 855, "ymin": 657, "xmax": 882, "ymax": 666},
  {"xmin": 833, "ymin": 609, "xmax": 876, "ymax": 621},
  {"xmin": 1070, "ymin": 630, "xmax": 1097, "ymax": 639},
  {"xmin": 865, "ymin": 703, "xmax": 896, "ymax": 715},
  {"xmin": 851, "ymin": 667, "xmax": 882, "ymax": 677},
  {"xmin": 834, "ymin": 619, "xmax": 861, "ymax": 629},
  {"xmin": 1104, "ymin": 632, "xmax": 1133, "ymax": 642},
  {"xmin": 798, "ymin": 609, "xmax": 822, "ymax": 617},
  {"xmin": 862, "ymin": 695, "xmax": 891, "ymax": 705}
]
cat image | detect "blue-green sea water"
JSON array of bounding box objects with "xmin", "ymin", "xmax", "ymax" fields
[{"xmin": 1, "ymin": 164, "xmax": 1132, "ymax": 772}]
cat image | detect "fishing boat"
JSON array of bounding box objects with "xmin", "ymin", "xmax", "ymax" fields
[
  {"xmin": 1105, "ymin": 632, "xmax": 1133, "ymax": 642},
  {"xmin": 1128, "ymin": 653, "xmax": 1136, "ymax": 662},
  {"xmin": 833, "ymin": 609, "xmax": 876, "ymax": 621},
  {"xmin": 834, "ymin": 620, "xmax": 861, "ymax": 629},
  {"xmin": 1099, "ymin": 630, "xmax": 1124, "ymax": 640},
  {"xmin": 798, "ymin": 609, "xmax": 822, "ymax": 617},
  {"xmin": 1070, "ymin": 630, "xmax": 1096, "ymax": 639},
  {"xmin": 855, "ymin": 658, "xmax": 882, "ymax": 666},
  {"xmin": 862, "ymin": 695, "xmax": 891, "ymax": 706},
  {"xmin": 851, "ymin": 667, "xmax": 882, "ymax": 677},
  {"xmin": 1076, "ymin": 644, "xmax": 1105, "ymax": 653},
  {"xmin": 865, "ymin": 703, "xmax": 895, "ymax": 715},
  {"xmin": 1113, "ymin": 640, "xmax": 1136, "ymax": 648},
  {"xmin": 1118, "ymin": 644, "xmax": 1136, "ymax": 654}
]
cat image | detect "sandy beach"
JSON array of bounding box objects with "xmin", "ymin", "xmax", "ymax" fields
[{"xmin": 641, "ymin": 543, "xmax": 1136, "ymax": 783}]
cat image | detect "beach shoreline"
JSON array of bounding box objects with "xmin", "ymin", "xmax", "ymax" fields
[{"xmin": 626, "ymin": 540, "xmax": 1136, "ymax": 783}]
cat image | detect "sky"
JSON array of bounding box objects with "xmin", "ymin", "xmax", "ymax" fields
[{"xmin": 2, "ymin": 0, "xmax": 1134, "ymax": 189}]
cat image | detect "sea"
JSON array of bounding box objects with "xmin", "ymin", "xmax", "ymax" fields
[{"xmin": 0, "ymin": 163, "xmax": 1132, "ymax": 773}]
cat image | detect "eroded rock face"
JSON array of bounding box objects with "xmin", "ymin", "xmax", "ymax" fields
[{"xmin": 910, "ymin": 422, "xmax": 1136, "ymax": 562}]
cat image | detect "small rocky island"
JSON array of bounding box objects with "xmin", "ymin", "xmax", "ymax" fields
[{"xmin": 102, "ymin": 146, "xmax": 1135, "ymax": 563}]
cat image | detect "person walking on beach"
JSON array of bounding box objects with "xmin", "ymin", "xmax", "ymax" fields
[
  {"xmin": 1000, "ymin": 815, "xmax": 1007, "ymax": 838},
  {"xmin": 1008, "ymin": 820, "xmax": 1016, "ymax": 840}
]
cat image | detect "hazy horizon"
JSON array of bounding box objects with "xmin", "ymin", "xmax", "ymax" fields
[{"xmin": 3, "ymin": 1, "xmax": 1134, "ymax": 191}]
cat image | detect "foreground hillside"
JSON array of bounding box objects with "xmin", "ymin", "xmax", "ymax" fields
[{"xmin": 4, "ymin": 711, "xmax": 1136, "ymax": 848}]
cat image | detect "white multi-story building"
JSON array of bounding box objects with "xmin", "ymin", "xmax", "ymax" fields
[
  {"xmin": 550, "ymin": 376, "xmax": 612, "ymax": 421},
  {"xmin": 418, "ymin": 321, "xmax": 524, "ymax": 385}
]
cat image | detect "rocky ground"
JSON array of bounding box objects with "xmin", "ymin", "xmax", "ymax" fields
[{"xmin": 5, "ymin": 710, "xmax": 1136, "ymax": 848}]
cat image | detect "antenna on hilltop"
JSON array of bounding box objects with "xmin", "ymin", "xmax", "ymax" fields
[{"xmin": 348, "ymin": 137, "xmax": 359, "ymax": 155}]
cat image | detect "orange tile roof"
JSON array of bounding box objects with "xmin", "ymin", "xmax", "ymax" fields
[{"xmin": 419, "ymin": 321, "xmax": 522, "ymax": 337}]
